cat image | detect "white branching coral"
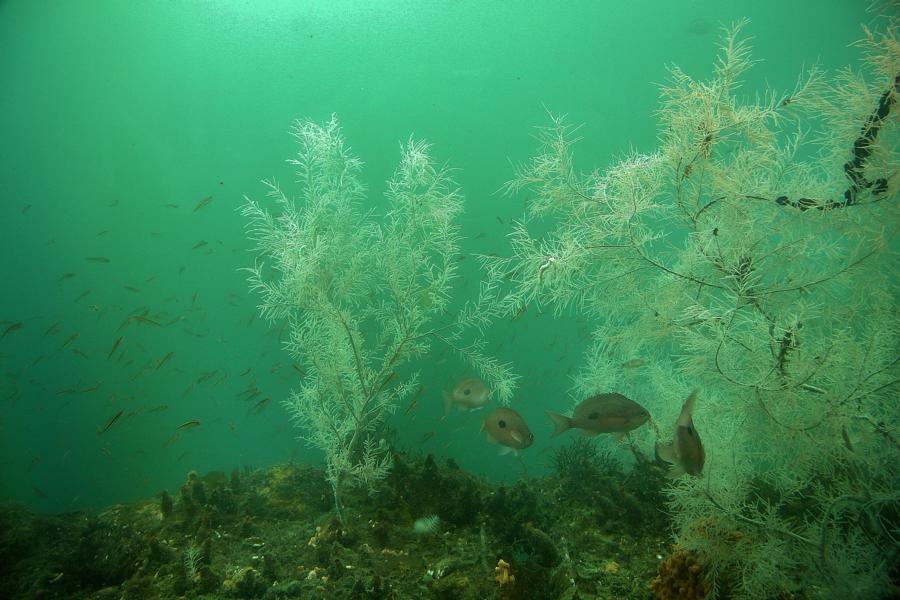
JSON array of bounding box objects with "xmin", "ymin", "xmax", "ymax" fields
[{"xmin": 242, "ymin": 115, "xmax": 517, "ymax": 522}]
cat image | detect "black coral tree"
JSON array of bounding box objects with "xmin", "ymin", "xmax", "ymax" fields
[
  {"xmin": 242, "ymin": 116, "xmax": 516, "ymax": 522},
  {"xmin": 488, "ymin": 19, "xmax": 899, "ymax": 600}
]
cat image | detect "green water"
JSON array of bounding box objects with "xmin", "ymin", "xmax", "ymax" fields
[{"xmin": 0, "ymin": 1, "xmax": 874, "ymax": 512}]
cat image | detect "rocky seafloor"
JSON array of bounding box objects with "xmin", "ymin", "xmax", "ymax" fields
[{"xmin": 1, "ymin": 440, "xmax": 709, "ymax": 599}]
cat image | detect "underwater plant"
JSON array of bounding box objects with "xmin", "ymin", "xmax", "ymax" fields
[
  {"xmin": 488, "ymin": 18, "xmax": 898, "ymax": 600},
  {"xmin": 242, "ymin": 116, "xmax": 516, "ymax": 522}
]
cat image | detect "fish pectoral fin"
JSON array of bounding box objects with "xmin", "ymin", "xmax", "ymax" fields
[
  {"xmin": 485, "ymin": 432, "xmax": 498, "ymax": 444},
  {"xmin": 655, "ymin": 441, "xmax": 677, "ymax": 464},
  {"xmin": 498, "ymin": 446, "xmax": 516, "ymax": 456},
  {"xmin": 665, "ymin": 464, "xmax": 686, "ymax": 479}
]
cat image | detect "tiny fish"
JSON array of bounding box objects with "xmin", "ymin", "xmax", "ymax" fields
[
  {"xmin": 240, "ymin": 366, "xmax": 252, "ymax": 377},
  {"xmin": 192, "ymin": 195, "xmax": 213, "ymax": 213},
  {"xmin": 622, "ymin": 358, "xmax": 645, "ymax": 369},
  {"xmin": 95, "ymin": 230, "xmax": 109, "ymax": 237},
  {"xmin": 123, "ymin": 285, "xmax": 142, "ymax": 293},
  {"xmin": 177, "ymin": 419, "xmax": 201, "ymax": 430},
  {"xmin": 196, "ymin": 370, "xmax": 218, "ymax": 384},
  {"xmin": 155, "ymin": 351, "xmax": 174, "ymax": 370},
  {"xmin": 511, "ymin": 304, "xmax": 528, "ymax": 321},
  {"xmin": 165, "ymin": 203, "xmax": 179, "ymax": 209},
  {"xmin": 252, "ymin": 397, "xmax": 271, "ymax": 413},
  {"xmin": 192, "ymin": 240, "xmax": 208, "ymax": 250},
  {"xmin": 107, "ymin": 336, "xmax": 124, "ymax": 360},
  {"xmin": 21, "ymin": 204, "xmax": 31, "ymax": 214},
  {"xmin": 61, "ymin": 332, "xmax": 80, "ymax": 348},
  {"xmin": 57, "ymin": 272, "xmax": 76, "ymax": 282},
  {"xmin": 405, "ymin": 384, "xmax": 426, "ymax": 416},
  {"xmin": 74, "ymin": 289, "xmax": 91, "ymax": 302},
  {"xmin": 98, "ymin": 409, "xmax": 124, "ymax": 434},
  {"xmin": 86, "ymin": 256, "xmax": 110, "ymax": 263},
  {"xmin": 2, "ymin": 321, "xmax": 23, "ymax": 339}
]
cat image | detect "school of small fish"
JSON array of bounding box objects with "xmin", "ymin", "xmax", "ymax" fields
[{"xmin": 3, "ymin": 188, "xmax": 708, "ymax": 510}]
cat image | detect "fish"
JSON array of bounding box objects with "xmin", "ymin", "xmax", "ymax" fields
[
  {"xmin": 443, "ymin": 378, "xmax": 490, "ymax": 413},
  {"xmin": 546, "ymin": 392, "xmax": 650, "ymax": 438},
  {"xmin": 86, "ymin": 256, "xmax": 110, "ymax": 263},
  {"xmin": 404, "ymin": 384, "xmax": 426, "ymax": 415},
  {"xmin": 252, "ymin": 397, "xmax": 271, "ymax": 413},
  {"xmin": 482, "ymin": 407, "xmax": 534, "ymax": 454},
  {"xmin": 43, "ymin": 322, "xmax": 61, "ymax": 337},
  {"xmin": 655, "ymin": 390, "xmax": 705, "ymax": 477},
  {"xmin": 61, "ymin": 332, "xmax": 80, "ymax": 348},
  {"xmin": 131, "ymin": 315, "xmax": 161, "ymax": 326},
  {"xmin": 192, "ymin": 196, "xmax": 213, "ymax": 213},
  {"xmin": 57, "ymin": 272, "xmax": 76, "ymax": 282},
  {"xmin": 97, "ymin": 409, "xmax": 125, "ymax": 434},
  {"xmin": 155, "ymin": 351, "xmax": 174, "ymax": 370},
  {"xmin": 165, "ymin": 203, "xmax": 179, "ymax": 209},
  {"xmin": 192, "ymin": 240, "xmax": 208, "ymax": 250},
  {"xmin": 196, "ymin": 370, "xmax": 218, "ymax": 384},
  {"xmin": 621, "ymin": 358, "xmax": 645, "ymax": 369},
  {"xmin": 177, "ymin": 420, "xmax": 201, "ymax": 430},
  {"xmin": 1, "ymin": 322, "xmax": 23, "ymax": 339},
  {"xmin": 107, "ymin": 336, "xmax": 124, "ymax": 360}
]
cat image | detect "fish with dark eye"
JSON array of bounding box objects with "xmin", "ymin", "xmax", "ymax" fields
[
  {"xmin": 655, "ymin": 390, "xmax": 705, "ymax": 477},
  {"xmin": 443, "ymin": 378, "xmax": 490, "ymax": 413},
  {"xmin": 546, "ymin": 392, "xmax": 650, "ymax": 437},
  {"xmin": 482, "ymin": 407, "xmax": 533, "ymax": 454}
]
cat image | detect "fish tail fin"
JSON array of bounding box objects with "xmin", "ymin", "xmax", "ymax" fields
[{"xmin": 546, "ymin": 411, "xmax": 571, "ymax": 438}]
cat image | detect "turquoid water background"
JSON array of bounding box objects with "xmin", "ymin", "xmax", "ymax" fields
[{"xmin": 0, "ymin": 1, "xmax": 870, "ymax": 512}]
